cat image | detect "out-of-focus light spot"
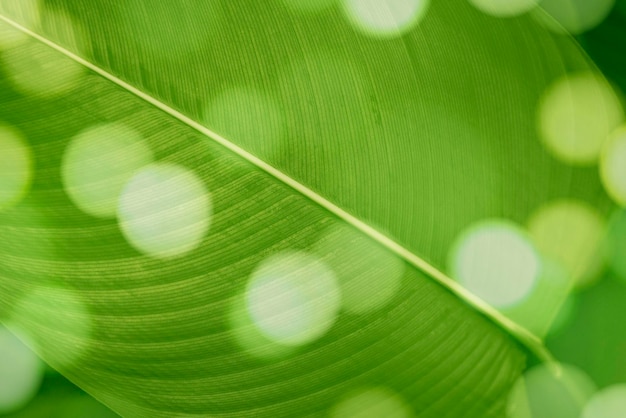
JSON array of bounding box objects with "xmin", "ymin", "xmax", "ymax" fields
[
  {"xmin": 62, "ymin": 123, "xmax": 154, "ymax": 219},
  {"xmin": 0, "ymin": 0, "xmax": 40, "ymax": 23},
  {"xmin": 507, "ymin": 363, "xmax": 597, "ymax": 418},
  {"xmin": 228, "ymin": 293, "xmax": 297, "ymax": 361},
  {"xmin": 0, "ymin": 20, "xmax": 30, "ymax": 50},
  {"xmin": 122, "ymin": 0, "xmax": 222, "ymax": 56},
  {"xmin": 313, "ymin": 224, "xmax": 404, "ymax": 314},
  {"xmin": 2, "ymin": 41, "xmax": 85, "ymax": 98},
  {"xmin": 535, "ymin": 0, "xmax": 615, "ymax": 35},
  {"xmin": 203, "ymin": 87, "xmax": 284, "ymax": 160},
  {"xmin": 0, "ymin": 0, "xmax": 41, "ymax": 50},
  {"xmin": 341, "ymin": 0, "xmax": 430, "ymax": 38},
  {"xmin": 0, "ymin": 326, "xmax": 43, "ymax": 414},
  {"xmin": 538, "ymin": 72, "xmax": 624, "ymax": 165},
  {"xmin": 449, "ymin": 221, "xmax": 540, "ymax": 309},
  {"xmin": 9, "ymin": 287, "xmax": 92, "ymax": 368},
  {"xmin": 502, "ymin": 259, "xmax": 571, "ymax": 338},
  {"xmin": 582, "ymin": 385, "xmax": 626, "ymax": 418},
  {"xmin": 528, "ymin": 200, "xmax": 606, "ymax": 288},
  {"xmin": 468, "ymin": 0, "xmax": 538, "ymax": 17},
  {"xmin": 600, "ymin": 126, "xmax": 626, "ymax": 207},
  {"xmin": 245, "ymin": 251, "xmax": 341, "ymax": 346},
  {"xmin": 118, "ymin": 163, "xmax": 211, "ymax": 259},
  {"xmin": 0, "ymin": 125, "xmax": 32, "ymax": 211},
  {"xmin": 0, "ymin": 0, "xmax": 40, "ymax": 50},
  {"xmin": 330, "ymin": 387, "xmax": 414, "ymax": 418},
  {"xmin": 607, "ymin": 209, "xmax": 626, "ymax": 281},
  {"xmin": 281, "ymin": 0, "xmax": 336, "ymax": 13}
]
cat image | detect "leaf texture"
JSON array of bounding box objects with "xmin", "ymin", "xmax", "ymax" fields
[{"xmin": 0, "ymin": 0, "xmax": 615, "ymax": 417}]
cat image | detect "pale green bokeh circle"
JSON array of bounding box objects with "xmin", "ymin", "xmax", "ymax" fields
[
  {"xmin": 0, "ymin": 0, "xmax": 41, "ymax": 23},
  {"xmin": 118, "ymin": 163, "xmax": 212, "ymax": 259},
  {"xmin": 600, "ymin": 126, "xmax": 626, "ymax": 207},
  {"xmin": 502, "ymin": 258, "xmax": 572, "ymax": 338},
  {"xmin": 582, "ymin": 385, "xmax": 626, "ymax": 418},
  {"xmin": 468, "ymin": 0, "xmax": 538, "ymax": 17},
  {"xmin": 0, "ymin": 0, "xmax": 40, "ymax": 50},
  {"xmin": 0, "ymin": 125, "xmax": 32, "ymax": 211},
  {"xmin": 228, "ymin": 292, "xmax": 297, "ymax": 361},
  {"xmin": 449, "ymin": 221, "xmax": 540, "ymax": 309},
  {"xmin": 538, "ymin": 72, "xmax": 624, "ymax": 165},
  {"xmin": 62, "ymin": 123, "xmax": 154, "ymax": 218},
  {"xmin": 528, "ymin": 200, "xmax": 606, "ymax": 288},
  {"xmin": 0, "ymin": 0, "xmax": 41, "ymax": 50},
  {"xmin": 0, "ymin": 20, "xmax": 30, "ymax": 50},
  {"xmin": 281, "ymin": 0, "xmax": 336, "ymax": 13},
  {"xmin": 537, "ymin": 0, "xmax": 615, "ymax": 35},
  {"xmin": 330, "ymin": 387, "xmax": 414, "ymax": 418},
  {"xmin": 507, "ymin": 363, "xmax": 597, "ymax": 418},
  {"xmin": 313, "ymin": 224, "xmax": 404, "ymax": 314},
  {"xmin": 2, "ymin": 39, "xmax": 85, "ymax": 98},
  {"xmin": 0, "ymin": 326, "xmax": 43, "ymax": 414},
  {"xmin": 245, "ymin": 251, "xmax": 341, "ymax": 346},
  {"xmin": 204, "ymin": 87, "xmax": 284, "ymax": 160},
  {"xmin": 9, "ymin": 287, "xmax": 92, "ymax": 369},
  {"xmin": 342, "ymin": 0, "xmax": 430, "ymax": 38}
]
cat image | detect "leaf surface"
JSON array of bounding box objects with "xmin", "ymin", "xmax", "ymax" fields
[{"xmin": 0, "ymin": 1, "xmax": 614, "ymax": 417}]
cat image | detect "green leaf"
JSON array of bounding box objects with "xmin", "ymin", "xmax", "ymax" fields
[{"xmin": 0, "ymin": 1, "xmax": 616, "ymax": 417}]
